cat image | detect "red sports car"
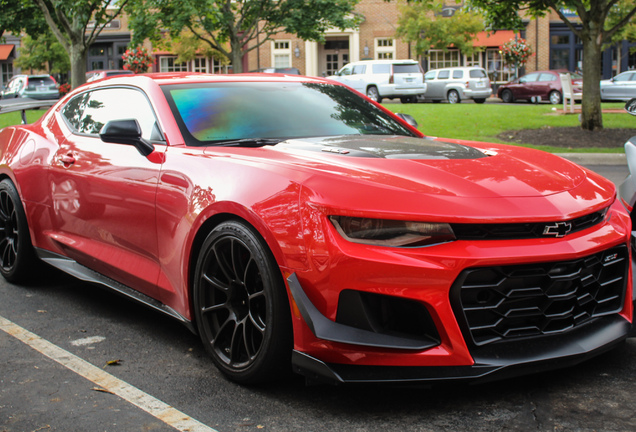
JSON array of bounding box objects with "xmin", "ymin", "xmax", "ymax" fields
[
  {"xmin": 497, "ymin": 70, "xmax": 583, "ymax": 104},
  {"xmin": 0, "ymin": 73, "xmax": 632, "ymax": 385}
]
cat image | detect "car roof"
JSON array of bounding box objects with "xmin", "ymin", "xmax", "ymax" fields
[{"xmin": 75, "ymin": 72, "xmax": 333, "ymax": 92}]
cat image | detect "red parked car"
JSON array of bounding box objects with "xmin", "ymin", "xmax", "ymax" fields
[
  {"xmin": 497, "ymin": 70, "xmax": 582, "ymax": 104},
  {"xmin": 0, "ymin": 73, "xmax": 632, "ymax": 385}
]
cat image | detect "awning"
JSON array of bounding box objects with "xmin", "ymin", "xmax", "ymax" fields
[
  {"xmin": 473, "ymin": 30, "xmax": 517, "ymax": 48},
  {"xmin": 0, "ymin": 44, "xmax": 15, "ymax": 61}
]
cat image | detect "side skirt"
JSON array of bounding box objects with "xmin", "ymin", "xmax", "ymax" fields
[{"xmin": 35, "ymin": 248, "xmax": 196, "ymax": 334}]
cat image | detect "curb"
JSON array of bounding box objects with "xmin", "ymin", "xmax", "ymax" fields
[{"xmin": 555, "ymin": 153, "xmax": 626, "ymax": 166}]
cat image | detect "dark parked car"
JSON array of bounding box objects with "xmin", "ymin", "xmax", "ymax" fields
[
  {"xmin": 497, "ymin": 70, "xmax": 582, "ymax": 104},
  {"xmin": 0, "ymin": 74, "xmax": 59, "ymax": 100},
  {"xmin": 0, "ymin": 73, "xmax": 632, "ymax": 385},
  {"xmin": 600, "ymin": 71, "xmax": 636, "ymax": 101}
]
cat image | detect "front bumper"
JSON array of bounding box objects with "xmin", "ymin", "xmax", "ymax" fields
[{"xmin": 292, "ymin": 315, "xmax": 631, "ymax": 385}]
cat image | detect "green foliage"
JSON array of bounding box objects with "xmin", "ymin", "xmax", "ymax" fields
[
  {"xmin": 14, "ymin": 32, "xmax": 70, "ymax": 75},
  {"xmin": 397, "ymin": 0, "xmax": 485, "ymax": 57},
  {"xmin": 127, "ymin": 0, "xmax": 361, "ymax": 72},
  {"xmin": 0, "ymin": 0, "xmax": 47, "ymax": 39},
  {"xmin": 31, "ymin": 0, "xmax": 130, "ymax": 89}
]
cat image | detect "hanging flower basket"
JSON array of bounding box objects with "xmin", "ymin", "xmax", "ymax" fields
[
  {"xmin": 501, "ymin": 38, "xmax": 533, "ymax": 68},
  {"xmin": 122, "ymin": 46, "xmax": 154, "ymax": 74}
]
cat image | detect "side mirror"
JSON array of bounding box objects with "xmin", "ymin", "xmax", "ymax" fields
[
  {"xmin": 395, "ymin": 113, "xmax": 418, "ymax": 129},
  {"xmin": 625, "ymin": 98, "xmax": 636, "ymax": 116},
  {"xmin": 99, "ymin": 119, "xmax": 155, "ymax": 156}
]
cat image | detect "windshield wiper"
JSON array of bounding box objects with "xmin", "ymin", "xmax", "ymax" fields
[{"xmin": 213, "ymin": 138, "xmax": 283, "ymax": 147}]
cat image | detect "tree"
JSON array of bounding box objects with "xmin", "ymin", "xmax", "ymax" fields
[
  {"xmin": 0, "ymin": 0, "xmax": 47, "ymax": 40},
  {"xmin": 127, "ymin": 0, "xmax": 361, "ymax": 73},
  {"xmin": 14, "ymin": 32, "xmax": 70, "ymax": 76},
  {"xmin": 468, "ymin": 0, "xmax": 636, "ymax": 131},
  {"xmin": 31, "ymin": 0, "xmax": 130, "ymax": 89},
  {"xmin": 396, "ymin": 0, "xmax": 485, "ymax": 59}
]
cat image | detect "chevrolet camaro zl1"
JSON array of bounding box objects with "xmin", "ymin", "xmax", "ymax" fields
[{"xmin": 0, "ymin": 73, "xmax": 632, "ymax": 384}]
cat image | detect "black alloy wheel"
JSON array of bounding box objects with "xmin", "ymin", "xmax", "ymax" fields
[
  {"xmin": 193, "ymin": 220, "xmax": 292, "ymax": 383},
  {"xmin": 0, "ymin": 179, "xmax": 38, "ymax": 282}
]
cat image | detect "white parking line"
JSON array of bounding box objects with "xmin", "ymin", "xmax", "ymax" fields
[{"xmin": 0, "ymin": 314, "xmax": 217, "ymax": 432}]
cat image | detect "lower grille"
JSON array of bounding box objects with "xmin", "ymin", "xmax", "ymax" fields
[{"xmin": 452, "ymin": 245, "xmax": 628, "ymax": 346}]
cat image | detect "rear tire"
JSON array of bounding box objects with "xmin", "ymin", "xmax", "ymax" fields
[
  {"xmin": 193, "ymin": 220, "xmax": 292, "ymax": 384},
  {"xmin": 0, "ymin": 179, "xmax": 39, "ymax": 283},
  {"xmin": 549, "ymin": 90, "xmax": 562, "ymax": 105},
  {"xmin": 447, "ymin": 90, "xmax": 461, "ymax": 104}
]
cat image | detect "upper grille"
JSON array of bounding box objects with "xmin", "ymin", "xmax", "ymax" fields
[
  {"xmin": 452, "ymin": 245, "xmax": 628, "ymax": 346},
  {"xmin": 451, "ymin": 209, "xmax": 607, "ymax": 240}
]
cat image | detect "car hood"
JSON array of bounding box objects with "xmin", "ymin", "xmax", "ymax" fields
[{"xmin": 261, "ymin": 135, "xmax": 614, "ymax": 221}]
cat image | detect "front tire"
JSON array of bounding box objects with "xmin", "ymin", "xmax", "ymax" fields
[
  {"xmin": 0, "ymin": 179, "xmax": 38, "ymax": 283},
  {"xmin": 193, "ymin": 220, "xmax": 292, "ymax": 384},
  {"xmin": 447, "ymin": 90, "xmax": 461, "ymax": 104}
]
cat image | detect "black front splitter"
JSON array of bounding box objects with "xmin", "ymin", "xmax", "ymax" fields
[{"xmin": 292, "ymin": 315, "xmax": 631, "ymax": 385}]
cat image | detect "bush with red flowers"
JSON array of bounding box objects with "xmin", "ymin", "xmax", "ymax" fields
[
  {"xmin": 501, "ymin": 38, "xmax": 533, "ymax": 68},
  {"xmin": 122, "ymin": 46, "xmax": 153, "ymax": 74},
  {"xmin": 59, "ymin": 83, "xmax": 71, "ymax": 96}
]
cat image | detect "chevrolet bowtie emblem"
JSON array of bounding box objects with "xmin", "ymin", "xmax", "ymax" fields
[{"xmin": 543, "ymin": 222, "xmax": 572, "ymax": 238}]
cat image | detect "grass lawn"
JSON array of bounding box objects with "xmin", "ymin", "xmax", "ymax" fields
[
  {"xmin": 0, "ymin": 110, "xmax": 49, "ymax": 129},
  {"xmin": 384, "ymin": 101, "xmax": 632, "ymax": 153}
]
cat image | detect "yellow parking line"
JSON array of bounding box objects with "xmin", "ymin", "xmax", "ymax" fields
[{"xmin": 0, "ymin": 314, "xmax": 217, "ymax": 432}]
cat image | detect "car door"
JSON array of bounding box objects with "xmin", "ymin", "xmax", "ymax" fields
[
  {"xmin": 606, "ymin": 72, "xmax": 636, "ymax": 99},
  {"xmin": 518, "ymin": 73, "xmax": 539, "ymax": 99},
  {"xmin": 427, "ymin": 70, "xmax": 448, "ymax": 99},
  {"xmin": 49, "ymin": 87, "xmax": 165, "ymax": 297},
  {"xmin": 348, "ymin": 64, "xmax": 367, "ymax": 93}
]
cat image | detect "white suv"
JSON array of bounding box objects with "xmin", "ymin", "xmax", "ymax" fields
[
  {"xmin": 422, "ymin": 67, "xmax": 491, "ymax": 103},
  {"xmin": 329, "ymin": 60, "xmax": 426, "ymax": 103}
]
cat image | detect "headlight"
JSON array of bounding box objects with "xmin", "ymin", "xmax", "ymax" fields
[{"xmin": 330, "ymin": 216, "xmax": 456, "ymax": 247}]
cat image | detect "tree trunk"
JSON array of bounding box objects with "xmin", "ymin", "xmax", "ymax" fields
[
  {"xmin": 579, "ymin": 22, "xmax": 603, "ymax": 131},
  {"xmin": 69, "ymin": 43, "xmax": 87, "ymax": 89},
  {"xmin": 231, "ymin": 38, "xmax": 244, "ymax": 73}
]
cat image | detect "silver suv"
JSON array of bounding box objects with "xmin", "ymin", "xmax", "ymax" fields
[
  {"xmin": 422, "ymin": 67, "xmax": 491, "ymax": 103},
  {"xmin": 329, "ymin": 60, "xmax": 426, "ymax": 103}
]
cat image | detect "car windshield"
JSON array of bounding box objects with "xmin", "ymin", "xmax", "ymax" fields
[{"xmin": 162, "ymin": 82, "xmax": 417, "ymax": 146}]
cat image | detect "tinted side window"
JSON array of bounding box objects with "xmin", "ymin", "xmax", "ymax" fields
[
  {"xmin": 437, "ymin": 70, "xmax": 450, "ymax": 79},
  {"xmin": 538, "ymin": 73, "xmax": 556, "ymax": 82},
  {"xmin": 372, "ymin": 64, "xmax": 391, "ymax": 74},
  {"xmin": 352, "ymin": 65, "xmax": 366, "ymax": 75},
  {"xmin": 521, "ymin": 73, "xmax": 539, "ymax": 83},
  {"xmin": 425, "ymin": 71, "xmax": 436, "ymax": 80},
  {"xmin": 62, "ymin": 88, "xmax": 159, "ymax": 140},
  {"xmin": 339, "ymin": 66, "xmax": 352, "ymax": 76},
  {"xmin": 452, "ymin": 70, "xmax": 463, "ymax": 79},
  {"xmin": 469, "ymin": 69, "xmax": 487, "ymax": 78},
  {"xmin": 394, "ymin": 64, "xmax": 420, "ymax": 74}
]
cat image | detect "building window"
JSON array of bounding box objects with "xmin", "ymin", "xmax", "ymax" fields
[
  {"xmin": 192, "ymin": 58, "xmax": 208, "ymax": 73},
  {"xmin": 486, "ymin": 49, "xmax": 513, "ymax": 82},
  {"xmin": 272, "ymin": 40, "xmax": 291, "ymax": 68},
  {"xmin": 375, "ymin": 38, "xmax": 395, "ymax": 60},
  {"xmin": 159, "ymin": 57, "xmax": 188, "ymax": 72},
  {"xmin": 428, "ymin": 49, "xmax": 460, "ymax": 69},
  {"xmin": 1, "ymin": 63, "xmax": 13, "ymax": 86},
  {"xmin": 465, "ymin": 52, "xmax": 482, "ymax": 67}
]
